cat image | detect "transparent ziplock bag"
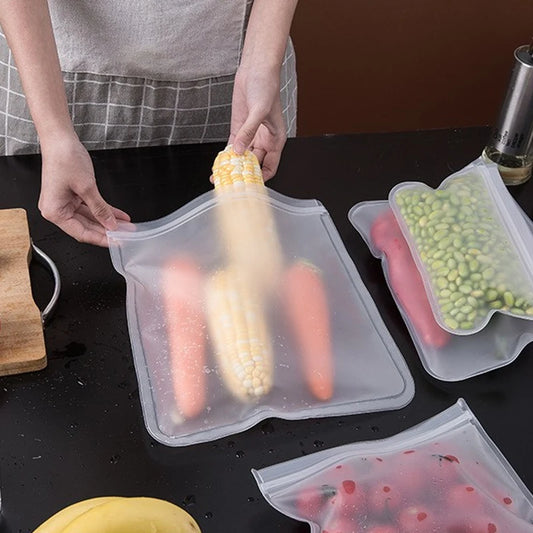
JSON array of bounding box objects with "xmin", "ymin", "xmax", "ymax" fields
[
  {"xmin": 388, "ymin": 158, "xmax": 533, "ymax": 335},
  {"xmin": 108, "ymin": 187, "xmax": 414, "ymax": 446},
  {"xmin": 253, "ymin": 399, "xmax": 533, "ymax": 533},
  {"xmin": 349, "ymin": 200, "xmax": 533, "ymax": 381}
]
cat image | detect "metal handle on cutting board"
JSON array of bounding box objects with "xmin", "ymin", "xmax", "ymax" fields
[{"xmin": 31, "ymin": 242, "xmax": 61, "ymax": 326}]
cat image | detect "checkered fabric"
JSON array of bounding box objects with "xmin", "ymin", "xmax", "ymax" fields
[{"xmin": 0, "ymin": 34, "xmax": 297, "ymax": 156}]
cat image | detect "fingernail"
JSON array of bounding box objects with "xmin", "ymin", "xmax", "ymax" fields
[{"xmin": 233, "ymin": 142, "xmax": 245, "ymax": 154}]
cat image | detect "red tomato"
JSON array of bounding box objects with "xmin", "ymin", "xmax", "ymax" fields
[
  {"xmin": 297, "ymin": 484, "xmax": 337, "ymax": 520},
  {"xmin": 367, "ymin": 482, "xmax": 402, "ymax": 516},
  {"xmin": 447, "ymin": 483, "xmax": 483, "ymax": 513},
  {"xmin": 396, "ymin": 505, "xmax": 436, "ymax": 533}
]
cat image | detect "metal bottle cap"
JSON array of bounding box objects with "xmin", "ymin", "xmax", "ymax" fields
[{"xmin": 489, "ymin": 44, "xmax": 533, "ymax": 157}]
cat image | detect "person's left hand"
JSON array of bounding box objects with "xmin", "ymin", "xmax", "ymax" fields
[{"xmin": 229, "ymin": 64, "xmax": 287, "ymax": 181}]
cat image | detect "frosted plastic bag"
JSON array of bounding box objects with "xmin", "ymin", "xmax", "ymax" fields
[
  {"xmin": 350, "ymin": 200, "xmax": 533, "ymax": 381},
  {"xmin": 253, "ymin": 399, "xmax": 533, "ymax": 533},
  {"xmin": 108, "ymin": 187, "xmax": 414, "ymax": 446},
  {"xmin": 388, "ymin": 159, "xmax": 533, "ymax": 335}
]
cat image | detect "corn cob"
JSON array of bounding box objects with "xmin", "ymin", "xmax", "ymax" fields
[
  {"xmin": 205, "ymin": 267, "xmax": 273, "ymax": 402},
  {"xmin": 211, "ymin": 145, "xmax": 283, "ymax": 294},
  {"xmin": 212, "ymin": 145, "xmax": 264, "ymax": 188}
]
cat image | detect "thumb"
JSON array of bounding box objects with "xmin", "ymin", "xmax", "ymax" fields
[
  {"xmin": 81, "ymin": 184, "xmax": 117, "ymax": 231},
  {"xmin": 233, "ymin": 109, "xmax": 263, "ymax": 154}
]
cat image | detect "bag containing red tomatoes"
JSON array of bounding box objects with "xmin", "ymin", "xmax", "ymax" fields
[{"xmin": 253, "ymin": 399, "xmax": 533, "ymax": 532}]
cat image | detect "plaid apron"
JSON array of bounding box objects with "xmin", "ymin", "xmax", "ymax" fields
[{"xmin": 0, "ymin": 2, "xmax": 296, "ymax": 156}]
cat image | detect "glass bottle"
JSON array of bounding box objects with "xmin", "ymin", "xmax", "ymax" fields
[{"xmin": 482, "ymin": 43, "xmax": 533, "ymax": 185}]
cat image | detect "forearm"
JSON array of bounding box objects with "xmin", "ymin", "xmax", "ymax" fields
[
  {"xmin": 240, "ymin": 0, "xmax": 298, "ymax": 76},
  {"xmin": 0, "ymin": 0, "xmax": 75, "ymax": 149}
]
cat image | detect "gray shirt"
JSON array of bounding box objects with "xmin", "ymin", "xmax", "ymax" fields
[{"xmin": 48, "ymin": 0, "xmax": 248, "ymax": 81}]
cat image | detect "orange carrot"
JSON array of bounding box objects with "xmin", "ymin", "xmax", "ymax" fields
[
  {"xmin": 283, "ymin": 260, "xmax": 334, "ymax": 401},
  {"xmin": 162, "ymin": 257, "xmax": 206, "ymax": 419}
]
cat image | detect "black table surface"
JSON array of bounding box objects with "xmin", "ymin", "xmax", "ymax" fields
[{"xmin": 1, "ymin": 127, "xmax": 532, "ymax": 532}]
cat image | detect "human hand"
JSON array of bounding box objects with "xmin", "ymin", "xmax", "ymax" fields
[
  {"xmin": 39, "ymin": 137, "xmax": 130, "ymax": 247},
  {"xmin": 229, "ymin": 64, "xmax": 287, "ymax": 181}
]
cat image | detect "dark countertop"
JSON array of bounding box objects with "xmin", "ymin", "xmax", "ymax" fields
[{"xmin": 1, "ymin": 128, "xmax": 532, "ymax": 532}]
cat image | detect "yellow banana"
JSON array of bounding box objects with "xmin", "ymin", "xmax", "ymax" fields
[
  {"xmin": 60, "ymin": 497, "xmax": 201, "ymax": 533},
  {"xmin": 34, "ymin": 497, "xmax": 123, "ymax": 533}
]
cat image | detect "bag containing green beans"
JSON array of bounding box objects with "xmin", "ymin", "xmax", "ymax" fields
[
  {"xmin": 388, "ymin": 159, "xmax": 533, "ymax": 336},
  {"xmin": 350, "ymin": 200, "xmax": 533, "ymax": 381}
]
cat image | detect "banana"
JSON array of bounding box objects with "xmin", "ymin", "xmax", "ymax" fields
[
  {"xmin": 60, "ymin": 497, "xmax": 201, "ymax": 533},
  {"xmin": 34, "ymin": 497, "xmax": 124, "ymax": 533}
]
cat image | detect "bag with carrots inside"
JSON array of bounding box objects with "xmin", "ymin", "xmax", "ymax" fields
[
  {"xmin": 253, "ymin": 399, "xmax": 533, "ymax": 533},
  {"xmin": 350, "ymin": 159, "xmax": 533, "ymax": 382},
  {"xmin": 107, "ymin": 146, "xmax": 414, "ymax": 447}
]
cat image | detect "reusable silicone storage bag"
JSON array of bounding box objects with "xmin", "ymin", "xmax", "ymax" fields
[
  {"xmin": 388, "ymin": 158, "xmax": 533, "ymax": 335},
  {"xmin": 253, "ymin": 399, "xmax": 533, "ymax": 533},
  {"xmin": 349, "ymin": 200, "xmax": 533, "ymax": 381},
  {"xmin": 107, "ymin": 186, "xmax": 414, "ymax": 446}
]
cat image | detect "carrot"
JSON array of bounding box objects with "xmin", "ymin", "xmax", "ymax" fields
[
  {"xmin": 161, "ymin": 257, "xmax": 206, "ymax": 419},
  {"xmin": 283, "ymin": 260, "xmax": 334, "ymax": 401},
  {"xmin": 371, "ymin": 209, "xmax": 450, "ymax": 349}
]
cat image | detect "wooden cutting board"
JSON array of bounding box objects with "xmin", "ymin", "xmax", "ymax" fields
[{"xmin": 0, "ymin": 208, "xmax": 47, "ymax": 376}]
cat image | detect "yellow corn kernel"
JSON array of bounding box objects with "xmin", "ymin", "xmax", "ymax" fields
[{"xmin": 205, "ymin": 268, "xmax": 273, "ymax": 402}]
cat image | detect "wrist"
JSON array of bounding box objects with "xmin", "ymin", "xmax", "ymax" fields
[
  {"xmin": 39, "ymin": 126, "xmax": 80, "ymax": 155},
  {"xmin": 236, "ymin": 60, "xmax": 280, "ymax": 92},
  {"xmin": 239, "ymin": 46, "xmax": 283, "ymax": 76}
]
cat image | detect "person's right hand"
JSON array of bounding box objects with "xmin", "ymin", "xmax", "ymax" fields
[{"xmin": 39, "ymin": 136, "xmax": 130, "ymax": 247}]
